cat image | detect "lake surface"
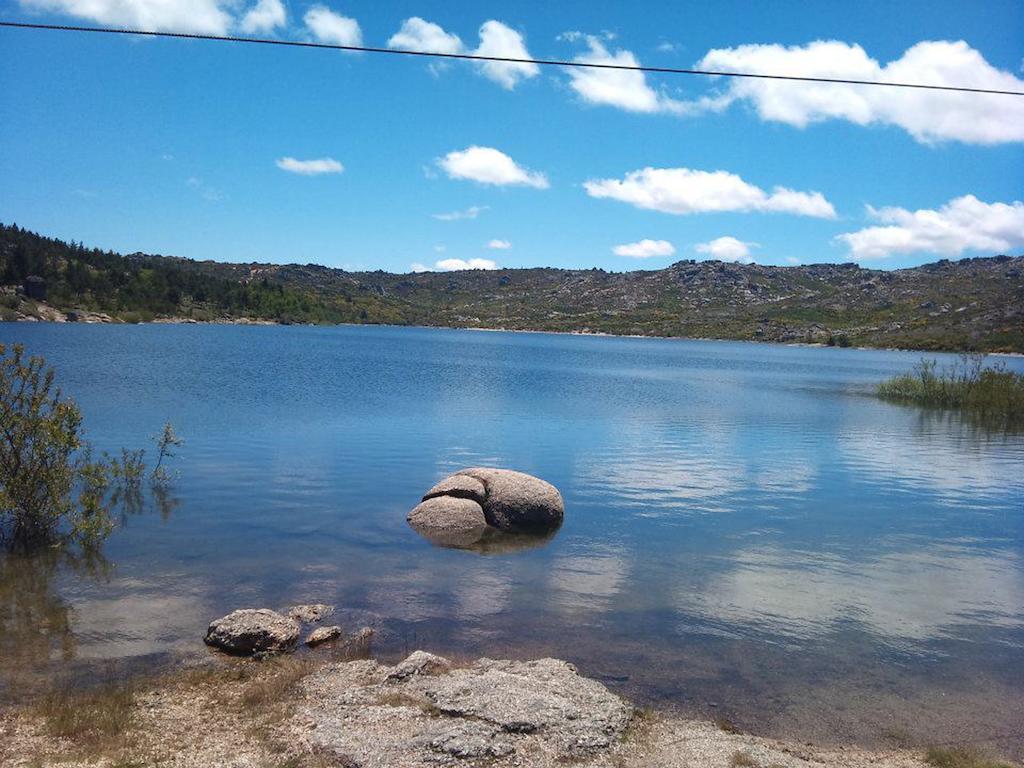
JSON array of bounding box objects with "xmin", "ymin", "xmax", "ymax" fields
[{"xmin": 2, "ymin": 324, "xmax": 1023, "ymax": 753}]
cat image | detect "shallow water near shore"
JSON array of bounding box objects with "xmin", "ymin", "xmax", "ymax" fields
[{"xmin": 2, "ymin": 324, "xmax": 1023, "ymax": 755}]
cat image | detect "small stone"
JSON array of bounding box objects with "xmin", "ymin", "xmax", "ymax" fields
[
  {"xmin": 204, "ymin": 609, "xmax": 299, "ymax": 656},
  {"xmin": 306, "ymin": 625, "xmax": 344, "ymax": 647},
  {"xmin": 386, "ymin": 650, "xmax": 452, "ymax": 683}
]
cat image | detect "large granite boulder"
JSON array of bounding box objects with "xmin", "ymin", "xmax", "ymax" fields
[
  {"xmin": 407, "ymin": 495, "xmax": 489, "ymax": 548},
  {"xmin": 408, "ymin": 468, "xmax": 563, "ymax": 546},
  {"xmin": 204, "ymin": 608, "xmax": 300, "ymax": 655},
  {"xmin": 458, "ymin": 468, "xmax": 564, "ymax": 532}
]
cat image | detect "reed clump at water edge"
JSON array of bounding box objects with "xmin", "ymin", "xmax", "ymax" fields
[{"xmin": 877, "ymin": 355, "xmax": 1024, "ymax": 426}]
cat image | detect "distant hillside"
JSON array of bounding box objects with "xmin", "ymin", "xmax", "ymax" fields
[{"xmin": 2, "ymin": 223, "xmax": 1022, "ymax": 352}]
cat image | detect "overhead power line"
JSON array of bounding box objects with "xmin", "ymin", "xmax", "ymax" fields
[{"xmin": 2, "ymin": 20, "xmax": 1023, "ymax": 97}]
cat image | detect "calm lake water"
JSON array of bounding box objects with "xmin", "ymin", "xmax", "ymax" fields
[{"xmin": 2, "ymin": 324, "xmax": 1023, "ymax": 752}]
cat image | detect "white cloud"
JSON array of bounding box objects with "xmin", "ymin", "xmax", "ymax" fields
[
  {"xmin": 388, "ymin": 17, "xmax": 462, "ymax": 54},
  {"xmin": 19, "ymin": 0, "xmax": 234, "ymax": 33},
  {"xmin": 410, "ymin": 262, "xmax": 429, "ymax": 273},
  {"xmin": 568, "ymin": 36, "xmax": 690, "ymax": 115},
  {"xmin": 693, "ymin": 40, "xmax": 1024, "ymax": 145},
  {"xmin": 487, "ymin": 239, "xmax": 512, "ymax": 249},
  {"xmin": 304, "ymin": 5, "xmax": 361, "ymax": 47},
  {"xmin": 432, "ymin": 205, "xmax": 488, "ymax": 221},
  {"xmin": 584, "ymin": 167, "xmax": 835, "ymax": 218},
  {"xmin": 436, "ymin": 258, "xmax": 499, "ymax": 271},
  {"xmin": 785, "ymin": 256, "xmax": 801, "ymax": 265},
  {"xmin": 613, "ymin": 239, "xmax": 676, "ymax": 258},
  {"xmin": 472, "ymin": 20, "xmax": 539, "ymax": 89},
  {"xmin": 275, "ymin": 157, "xmax": 344, "ymax": 175},
  {"xmin": 695, "ymin": 236, "xmax": 757, "ymax": 262},
  {"xmin": 433, "ymin": 244, "xmax": 446, "ymax": 253},
  {"xmin": 438, "ymin": 146, "xmax": 549, "ymax": 189},
  {"xmin": 239, "ymin": 0, "xmax": 285, "ymax": 34},
  {"xmin": 387, "ymin": 18, "xmax": 537, "ymax": 89},
  {"xmin": 836, "ymin": 195, "xmax": 1024, "ymax": 260}
]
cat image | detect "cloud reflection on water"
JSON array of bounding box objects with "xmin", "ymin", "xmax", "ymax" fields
[{"xmin": 676, "ymin": 543, "xmax": 1024, "ymax": 648}]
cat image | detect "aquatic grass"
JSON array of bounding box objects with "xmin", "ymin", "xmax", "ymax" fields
[
  {"xmin": 877, "ymin": 354, "xmax": 1024, "ymax": 427},
  {"xmin": 924, "ymin": 746, "xmax": 1016, "ymax": 768}
]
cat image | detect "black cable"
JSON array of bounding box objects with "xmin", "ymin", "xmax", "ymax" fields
[{"xmin": 2, "ymin": 20, "xmax": 1023, "ymax": 97}]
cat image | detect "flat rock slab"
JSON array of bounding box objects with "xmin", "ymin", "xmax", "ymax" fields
[
  {"xmin": 204, "ymin": 609, "xmax": 299, "ymax": 656},
  {"xmin": 297, "ymin": 652, "xmax": 632, "ymax": 766}
]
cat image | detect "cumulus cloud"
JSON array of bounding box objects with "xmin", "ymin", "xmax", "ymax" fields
[
  {"xmin": 692, "ymin": 40, "xmax": 1024, "ymax": 145},
  {"xmin": 695, "ymin": 236, "xmax": 757, "ymax": 262},
  {"xmin": 584, "ymin": 167, "xmax": 835, "ymax": 218},
  {"xmin": 387, "ymin": 16, "xmax": 462, "ymax": 54},
  {"xmin": 239, "ymin": 0, "xmax": 285, "ymax": 34},
  {"xmin": 487, "ymin": 239, "xmax": 512, "ymax": 249},
  {"xmin": 613, "ymin": 239, "xmax": 676, "ymax": 258},
  {"xmin": 432, "ymin": 205, "xmax": 488, "ymax": 221},
  {"xmin": 472, "ymin": 20, "xmax": 539, "ymax": 89},
  {"xmin": 436, "ymin": 258, "xmax": 499, "ymax": 271},
  {"xmin": 387, "ymin": 18, "xmax": 537, "ymax": 88},
  {"xmin": 568, "ymin": 36, "xmax": 690, "ymax": 115},
  {"xmin": 19, "ymin": 0, "xmax": 234, "ymax": 33},
  {"xmin": 304, "ymin": 5, "xmax": 361, "ymax": 47},
  {"xmin": 275, "ymin": 157, "xmax": 344, "ymax": 175},
  {"xmin": 438, "ymin": 146, "xmax": 548, "ymax": 189},
  {"xmin": 835, "ymin": 195, "xmax": 1024, "ymax": 260},
  {"xmin": 410, "ymin": 263, "xmax": 429, "ymax": 273}
]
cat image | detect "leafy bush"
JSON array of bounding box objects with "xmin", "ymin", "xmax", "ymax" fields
[
  {"xmin": 877, "ymin": 354, "xmax": 1024, "ymax": 427},
  {"xmin": 0, "ymin": 344, "xmax": 159, "ymax": 548}
]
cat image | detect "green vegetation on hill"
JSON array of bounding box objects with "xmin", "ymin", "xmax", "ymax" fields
[
  {"xmin": 2, "ymin": 223, "xmax": 1023, "ymax": 352},
  {"xmin": 0, "ymin": 223, "xmax": 395, "ymax": 325}
]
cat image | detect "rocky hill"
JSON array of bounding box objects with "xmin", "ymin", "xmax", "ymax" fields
[{"xmin": 3, "ymin": 223, "xmax": 1022, "ymax": 352}]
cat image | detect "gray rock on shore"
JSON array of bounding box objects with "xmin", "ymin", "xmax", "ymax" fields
[
  {"xmin": 204, "ymin": 608, "xmax": 300, "ymax": 656},
  {"xmin": 408, "ymin": 468, "xmax": 564, "ymax": 547},
  {"xmin": 300, "ymin": 651, "xmax": 632, "ymax": 764}
]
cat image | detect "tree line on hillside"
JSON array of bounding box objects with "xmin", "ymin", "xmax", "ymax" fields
[{"xmin": 0, "ymin": 223, "xmax": 378, "ymax": 324}]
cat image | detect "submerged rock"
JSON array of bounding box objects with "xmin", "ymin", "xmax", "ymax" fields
[
  {"xmin": 306, "ymin": 625, "xmax": 344, "ymax": 647},
  {"xmin": 204, "ymin": 609, "xmax": 299, "ymax": 656},
  {"xmin": 288, "ymin": 604, "xmax": 335, "ymax": 623},
  {"xmin": 408, "ymin": 468, "xmax": 564, "ymax": 547}
]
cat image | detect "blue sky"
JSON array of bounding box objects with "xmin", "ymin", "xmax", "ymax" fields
[{"xmin": 1, "ymin": 0, "xmax": 1023, "ymax": 273}]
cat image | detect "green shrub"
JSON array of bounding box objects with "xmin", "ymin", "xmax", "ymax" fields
[{"xmin": 0, "ymin": 344, "xmax": 154, "ymax": 548}]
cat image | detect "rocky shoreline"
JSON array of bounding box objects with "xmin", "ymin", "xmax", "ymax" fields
[
  {"xmin": 7, "ymin": 300, "xmax": 1024, "ymax": 357},
  {"xmin": 1, "ymin": 644, "xmax": 954, "ymax": 768}
]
